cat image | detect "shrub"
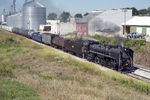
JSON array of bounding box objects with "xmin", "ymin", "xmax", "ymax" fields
[
  {"xmin": 92, "ymin": 35, "xmax": 117, "ymax": 44},
  {"xmin": 123, "ymin": 38, "xmax": 146, "ymax": 48}
]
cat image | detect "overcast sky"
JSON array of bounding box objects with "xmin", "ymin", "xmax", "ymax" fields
[{"xmin": 0, "ymin": 0, "xmax": 150, "ymax": 16}]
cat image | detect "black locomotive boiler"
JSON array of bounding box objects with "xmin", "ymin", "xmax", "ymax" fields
[{"xmin": 60, "ymin": 39, "xmax": 133, "ymax": 71}]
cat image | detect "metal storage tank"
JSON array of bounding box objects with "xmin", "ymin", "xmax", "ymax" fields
[
  {"xmin": 7, "ymin": 13, "xmax": 22, "ymax": 28},
  {"xmin": 22, "ymin": 0, "xmax": 46, "ymax": 31},
  {"xmin": 2, "ymin": 14, "xmax": 6, "ymax": 24},
  {"xmin": 1, "ymin": 9, "xmax": 7, "ymax": 24}
]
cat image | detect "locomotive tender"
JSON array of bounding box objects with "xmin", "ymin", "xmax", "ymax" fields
[{"xmin": 2, "ymin": 27, "xmax": 134, "ymax": 71}]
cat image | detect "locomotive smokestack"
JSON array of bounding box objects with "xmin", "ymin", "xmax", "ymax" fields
[{"xmin": 115, "ymin": 35, "xmax": 123, "ymax": 47}]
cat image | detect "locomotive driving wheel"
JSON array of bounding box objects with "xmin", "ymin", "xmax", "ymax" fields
[{"xmin": 95, "ymin": 56, "xmax": 100, "ymax": 64}]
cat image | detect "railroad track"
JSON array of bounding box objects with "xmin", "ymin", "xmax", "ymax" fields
[{"xmin": 127, "ymin": 65, "xmax": 150, "ymax": 83}]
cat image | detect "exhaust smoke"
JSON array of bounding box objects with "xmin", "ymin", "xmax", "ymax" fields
[
  {"xmin": 90, "ymin": 18, "xmax": 123, "ymax": 46},
  {"xmin": 90, "ymin": 18, "xmax": 121, "ymax": 33}
]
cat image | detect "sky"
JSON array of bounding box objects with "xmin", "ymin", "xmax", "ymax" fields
[{"xmin": 0, "ymin": 0, "xmax": 150, "ymax": 16}]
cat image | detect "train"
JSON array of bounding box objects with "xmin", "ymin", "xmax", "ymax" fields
[{"xmin": 1, "ymin": 26, "xmax": 134, "ymax": 71}]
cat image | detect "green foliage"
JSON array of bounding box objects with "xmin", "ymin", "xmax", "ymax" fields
[
  {"xmin": 131, "ymin": 7, "xmax": 139, "ymax": 16},
  {"xmin": 148, "ymin": 7, "xmax": 150, "ymax": 14},
  {"xmin": 0, "ymin": 37, "xmax": 16, "ymax": 48},
  {"xmin": 47, "ymin": 13, "xmax": 57, "ymax": 20},
  {"xmin": 59, "ymin": 11, "xmax": 71, "ymax": 22},
  {"xmin": 0, "ymin": 63, "xmax": 14, "ymax": 77},
  {"xmin": 127, "ymin": 7, "xmax": 150, "ymax": 16},
  {"xmin": 0, "ymin": 77, "xmax": 40, "ymax": 100},
  {"xmin": 91, "ymin": 35, "xmax": 117, "ymax": 45},
  {"xmin": 123, "ymin": 38, "xmax": 146, "ymax": 48},
  {"xmin": 138, "ymin": 9, "xmax": 148, "ymax": 15},
  {"xmin": 84, "ymin": 12, "xmax": 89, "ymax": 16},
  {"xmin": 74, "ymin": 13, "xmax": 83, "ymax": 18}
]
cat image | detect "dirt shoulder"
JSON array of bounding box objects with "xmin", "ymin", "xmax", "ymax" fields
[{"xmin": 134, "ymin": 52, "xmax": 150, "ymax": 68}]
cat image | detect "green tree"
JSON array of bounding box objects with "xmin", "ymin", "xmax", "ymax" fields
[
  {"xmin": 59, "ymin": 11, "xmax": 71, "ymax": 22},
  {"xmin": 74, "ymin": 13, "xmax": 83, "ymax": 18},
  {"xmin": 0, "ymin": 21, "xmax": 2, "ymax": 25},
  {"xmin": 47, "ymin": 13, "xmax": 57, "ymax": 20},
  {"xmin": 147, "ymin": 7, "xmax": 150, "ymax": 14},
  {"xmin": 84, "ymin": 12, "xmax": 89, "ymax": 16},
  {"xmin": 138, "ymin": 9, "xmax": 148, "ymax": 15},
  {"xmin": 131, "ymin": 7, "xmax": 139, "ymax": 16}
]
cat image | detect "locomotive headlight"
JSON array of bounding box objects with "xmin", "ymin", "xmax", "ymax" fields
[
  {"xmin": 125, "ymin": 63, "xmax": 129, "ymax": 66},
  {"xmin": 72, "ymin": 45, "xmax": 74, "ymax": 48}
]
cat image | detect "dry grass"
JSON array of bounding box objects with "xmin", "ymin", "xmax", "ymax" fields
[
  {"xmin": 0, "ymin": 28, "xmax": 150, "ymax": 100},
  {"xmin": 134, "ymin": 52, "xmax": 150, "ymax": 67}
]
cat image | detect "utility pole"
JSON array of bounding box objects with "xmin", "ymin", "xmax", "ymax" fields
[
  {"xmin": 13, "ymin": 0, "xmax": 16, "ymax": 13},
  {"xmin": 123, "ymin": 8, "xmax": 127, "ymax": 35}
]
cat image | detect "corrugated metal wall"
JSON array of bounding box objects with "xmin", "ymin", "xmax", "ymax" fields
[
  {"xmin": 22, "ymin": 2, "xmax": 46, "ymax": 30},
  {"xmin": 7, "ymin": 13, "xmax": 22, "ymax": 28},
  {"xmin": 6, "ymin": 1, "xmax": 46, "ymax": 31}
]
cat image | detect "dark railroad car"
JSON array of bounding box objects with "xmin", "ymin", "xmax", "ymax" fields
[
  {"xmin": 42, "ymin": 33, "xmax": 58, "ymax": 45},
  {"xmin": 52, "ymin": 36, "xmax": 69, "ymax": 48},
  {"xmin": 64, "ymin": 39, "xmax": 85, "ymax": 56},
  {"xmin": 20, "ymin": 29, "xmax": 29, "ymax": 37},
  {"xmin": 27, "ymin": 30, "xmax": 34, "ymax": 38},
  {"xmin": 32, "ymin": 32, "xmax": 42, "ymax": 42},
  {"xmin": 12, "ymin": 28, "xmax": 30, "ymax": 37}
]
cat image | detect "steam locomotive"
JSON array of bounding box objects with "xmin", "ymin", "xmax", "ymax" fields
[
  {"xmin": 2, "ymin": 27, "xmax": 134, "ymax": 71},
  {"xmin": 51, "ymin": 36, "xmax": 134, "ymax": 71}
]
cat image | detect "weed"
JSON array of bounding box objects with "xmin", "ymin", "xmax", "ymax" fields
[{"xmin": 0, "ymin": 63, "xmax": 15, "ymax": 77}]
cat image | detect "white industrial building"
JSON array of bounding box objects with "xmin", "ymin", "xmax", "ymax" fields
[
  {"xmin": 40, "ymin": 18, "xmax": 77, "ymax": 35},
  {"xmin": 78, "ymin": 9, "xmax": 133, "ymax": 36},
  {"xmin": 40, "ymin": 20, "xmax": 60, "ymax": 34},
  {"xmin": 122, "ymin": 16, "xmax": 150, "ymax": 36},
  {"xmin": 59, "ymin": 21, "xmax": 76, "ymax": 35}
]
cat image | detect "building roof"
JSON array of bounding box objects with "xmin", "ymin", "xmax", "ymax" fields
[
  {"xmin": 23, "ymin": 1, "xmax": 45, "ymax": 8},
  {"xmin": 123, "ymin": 16, "xmax": 150, "ymax": 26}
]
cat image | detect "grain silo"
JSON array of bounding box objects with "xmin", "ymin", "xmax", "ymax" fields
[
  {"xmin": 7, "ymin": 12, "xmax": 22, "ymax": 28},
  {"xmin": 22, "ymin": 0, "xmax": 46, "ymax": 30}
]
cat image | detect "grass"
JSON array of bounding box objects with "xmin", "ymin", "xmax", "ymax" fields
[
  {"xmin": 0, "ymin": 28, "xmax": 150, "ymax": 100},
  {"xmin": 39, "ymin": 44, "xmax": 150, "ymax": 95},
  {"xmin": 0, "ymin": 77, "xmax": 40, "ymax": 100},
  {"xmin": 101, "ymin": 71, "xmax": 150, "ymax": 94}
]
